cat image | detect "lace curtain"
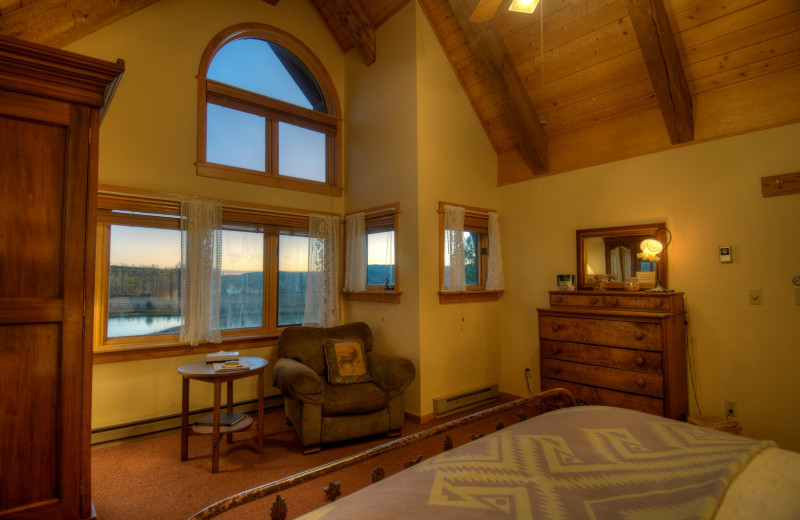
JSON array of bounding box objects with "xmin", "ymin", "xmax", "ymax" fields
[
  {"xmin": 303, "ymin": 213, "xmax": 340, "ymax": 327},
  {"xmin": 180, "ymin": 198, "xmax": 222, "ymax": 346},
  {"xmin": 442, "ymin": 205, "xmax": 466, "ymax": 292},
  {"xmin": 343, "ymin": 212, "xmax": 367, "ymax": 293},
  {"xmin": 486, "ymin": 211, "xmax": 505, "ymax": 290}
]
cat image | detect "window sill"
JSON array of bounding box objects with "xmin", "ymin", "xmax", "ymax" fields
[
  {"xmin": 93, "ymin": 334, "xmax": 279, "ymax": 364},
  {"xmin": 438, "ymin": 290, "xmax": 504, "ymax": 304},
  {"xmin": 343, "ymin": 290, "xmax": 402, "ymax": 304},
  {"xmin": 196, "ymin": 162, "xmax": 342, "ymax": 197}
]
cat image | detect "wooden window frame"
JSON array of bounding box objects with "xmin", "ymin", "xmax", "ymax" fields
[
  {"xmin": 438, "ymin": 201, "xmax": 503, "ymax": 304},
  {"xmin": 93, "ymin": 187, "xmax": 318, "ymax": 363},
  {"xmin": 196, "ymin": 23, "xmax": 343, "ymax": 197},
  {"xmin": 342, "ymin": 203, "xmax": 401, "ymax": 304}
]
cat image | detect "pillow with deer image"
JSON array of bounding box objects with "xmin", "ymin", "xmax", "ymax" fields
[{"xmin": 323, "ymin": 339, "xmax": 372, "ymax": 384}]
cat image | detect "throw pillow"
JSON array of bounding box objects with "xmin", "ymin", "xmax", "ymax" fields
[{"xmin": 324, "ymin": 339, "xmax": 372, "ymax": 384}]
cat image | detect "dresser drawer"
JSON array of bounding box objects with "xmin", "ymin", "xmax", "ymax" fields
[
  {"xmin": 541, "ymin": 358, "xmax": 664, "ymax": 397},
  {"xmin": 541, "ymin": 340, "xmax": 663, "ymax": 374},
  {"xmin": 603, "ymin": 294, "xmax": 677, "ymax": 312},
  {"xmin": 541, "ymin": 379, "xmax": 664, "ymax": 416},
  {"xmin": 550, "ymin": 293, "xmax": 603, "ymax": 308},
  {"xmin": 539, "ymin": 315, "xmax": 663, "ymax": 351}
]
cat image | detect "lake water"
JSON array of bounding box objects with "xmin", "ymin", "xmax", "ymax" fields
[{"xmin": 107, "ymin": 310, "xmax": 280, "ymax": 338}]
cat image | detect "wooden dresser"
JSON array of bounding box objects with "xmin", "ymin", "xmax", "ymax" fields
[{"xmin": 537, "ymin": 291, "xmax": 687, "ymax": 420}]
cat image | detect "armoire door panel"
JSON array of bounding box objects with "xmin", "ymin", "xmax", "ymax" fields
[
  {"xmin": 0, "ymin": 324, "xmax": 60, "ymax": 512},
  {"xmin": 0, "ymin": 114, "xmax": 66, "ymax": 299}
]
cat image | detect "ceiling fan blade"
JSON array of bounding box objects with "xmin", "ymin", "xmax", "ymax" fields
[{"xmin": 469, "ymin": 0, "xmax": 502, "ymax": 22}]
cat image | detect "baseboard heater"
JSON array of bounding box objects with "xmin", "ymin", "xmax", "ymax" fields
[
  {"xmin": 90, "ymin": 394, "xmax": 284, "ymax": 445},
  {"xmin": 433, "ymin": 384, "xmax": 498, "ymax": 418}
]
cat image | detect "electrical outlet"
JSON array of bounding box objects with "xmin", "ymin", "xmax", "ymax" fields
[
  {"xmin": 725, "ymin": 399, "xmax": 738, "ymax": 418},
  {"xmin": 525, "ymin": 367, "xmax": 533, "ymax": 379}
]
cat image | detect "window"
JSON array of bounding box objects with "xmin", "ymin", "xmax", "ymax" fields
[
  {"xmin": 196, "ymin": 24, "xmax": 342, "ymax": 196},
  {"xmin": 343, "ymin": 204, "xmax": 401, "ymax": 303},
  {"xmin": 94, "ymin": 192, "xmax": 313, "ymax": 361},
  {"xmin": 438, "ymin": 201, "xmax": 503, "ymax": 304}
]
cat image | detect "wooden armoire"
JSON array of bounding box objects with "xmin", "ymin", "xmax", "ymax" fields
[{"xmin": 0, "ymin": 35, "xmax": 123, "ymax": 519}]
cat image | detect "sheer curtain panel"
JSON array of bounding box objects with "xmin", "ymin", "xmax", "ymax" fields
[
  {"xmin": 303, "ymin": 214, "xmax": 340, "ymax": 327},
  {"xmin": 442, "ymin": 205, "xmax": 466, "ymax": 292},
  {"xmin": 180, "ymin": 198, "xmax": 222, "ymax": 345},
  {"xmin": 343, "ymin": 212, "xmax": 367, "ymax": 292},
  {"xmin": 486, "ymin": 211, "xmax": 505, "ymax": 290}
]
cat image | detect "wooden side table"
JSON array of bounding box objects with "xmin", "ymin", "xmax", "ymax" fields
[{"xmin": 177, "ymin": 356, "xmax": 268, "ymax": 473}]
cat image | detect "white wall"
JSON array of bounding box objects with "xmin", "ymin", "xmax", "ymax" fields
[{"xmin": 499, "ymin": 122, "xmax": 800, "ymax": 451}]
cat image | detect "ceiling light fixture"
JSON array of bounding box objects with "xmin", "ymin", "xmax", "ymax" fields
[{"xmin": 509, "ymin": 0, "xmax": 540, "ymax": 14}]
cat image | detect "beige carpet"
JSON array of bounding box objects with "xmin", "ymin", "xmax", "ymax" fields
[{"xmin": 91, "ymin": 397, "xmax": 526, "ymax": 520}]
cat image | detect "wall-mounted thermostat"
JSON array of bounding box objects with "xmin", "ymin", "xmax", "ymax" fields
[{"xmin": 719, "ymin": 246, "xmax": 732, "ymax": 263}]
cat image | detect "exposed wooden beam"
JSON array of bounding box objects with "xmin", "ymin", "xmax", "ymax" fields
[
  {"xmin": 447, "ymin": 0, "xmax": 548, "ymax": 174},
  {"xmin": 263, "ymin": 0, "xmax": 280, "ymax": 5},
  {"xmin": 0, "ymin": 0, "xmax": 162, "ymax": 48},
  {"xmin": 329, "ymin": 0, "xmax": 376, "ymax": 66},
  {"xmin": 624, "ymin": 0, "xmax": 693, "ymax": 144}
]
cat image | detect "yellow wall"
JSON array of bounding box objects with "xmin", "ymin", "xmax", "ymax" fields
[
  {"xmin": 498, "ymin": 122, "xmax": 800, "ymax": 451},
  {"xmin": 342, "ymin": 5, "xmax": 422, "ymax": 413},
  {"xmin": 342, "ymin": 4, "xmax": 501, "ymax": 417},
  {"xmin": 414, "ymin": 3, "xmax": 501, "ymax": 417},
  {"xmin": 65, "ymin": 0, "xmax": 347, "ymax": 428}
]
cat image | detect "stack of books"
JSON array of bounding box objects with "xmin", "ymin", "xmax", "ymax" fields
[
  {"xmin": 195, "ymin": 412, "xmax": 248, "ymax": 427},
  {"xmin": 212, "ymin": 360, "xmax": 249, "ymax": 372},
  {"xmin": 205, "ymin": 350, "xmax": 239, "ymax": 363}
]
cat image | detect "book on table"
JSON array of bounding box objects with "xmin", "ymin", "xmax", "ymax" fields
[
  {"xmin": 195, "ymin": 412, "xmax": 248, "ymax": 427},
  {"xmin": 212, "ymin": 360, "xmax": 249, "ymax": 372},
  {"xmin": 206, "ymin": 350, "xmax": 239, "ymax": 363}
]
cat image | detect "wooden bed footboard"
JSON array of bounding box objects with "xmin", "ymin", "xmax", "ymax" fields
[{"xmin": 188, "ymin": 388, "xmax": 576, "ymax": 520}]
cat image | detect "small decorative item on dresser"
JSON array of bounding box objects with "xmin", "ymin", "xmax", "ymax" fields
[
  {"xmin": 556, "ymin": 274, "xmax": 575, "ymax": 291},
  {"xmin": 593, "ymin": 274, "xmax": 609, "ymax": 291},
  {"xmin": 624, "ymin": 277, "xmax": 640, "ymax": 291}
]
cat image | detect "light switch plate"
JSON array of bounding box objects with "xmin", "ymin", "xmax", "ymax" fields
[{"xmin": 719, "ymin": 246, "xmax": 732, "ymax": 263}]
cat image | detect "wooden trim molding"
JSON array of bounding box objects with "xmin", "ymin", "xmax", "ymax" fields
[{"xmin": 762, "ymin": 172, "xmax": 800, "ymax": 197}]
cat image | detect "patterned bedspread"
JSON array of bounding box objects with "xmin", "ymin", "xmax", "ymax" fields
[{"xmin": 298, "ymin": 406, "xmax": 775, "ymax": 520}]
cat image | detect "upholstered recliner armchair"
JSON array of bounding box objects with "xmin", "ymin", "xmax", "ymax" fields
[{"xmin": 272, "ymin": 322, "xmax": 416, "ymax": 454}]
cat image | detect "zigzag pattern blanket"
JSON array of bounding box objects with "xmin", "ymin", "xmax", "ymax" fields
[{"xmin": 299, "ymin": 406, "xmax": 774, "ymax": 520}]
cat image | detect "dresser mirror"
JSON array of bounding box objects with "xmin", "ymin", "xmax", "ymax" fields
[{"xmin": 576, "ymin": 223, "xmax": 668, "ymax": 290}]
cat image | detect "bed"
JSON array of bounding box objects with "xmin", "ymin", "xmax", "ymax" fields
[{"xmin": 190, "ymin": 390, "xmax": 800, "ymax": 520}]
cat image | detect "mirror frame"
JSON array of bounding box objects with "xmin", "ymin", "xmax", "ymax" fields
[{"xmin": 576, "ymin": 223, "xmax": 668, "ymax": 291}]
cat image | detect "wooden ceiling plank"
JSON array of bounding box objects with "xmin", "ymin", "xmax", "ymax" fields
[
  {"xmin": 672, "ymin": 0, "xmax": 793, "ymax": 50},
  {"xmin": 0, "ymin": 0, "xmax": 20, "ymax": 16},
  {"xmin": 686, "ymin": 31, "xmax": 800, "ymax": 84},
  {"xmin": 689, "ymin": 48, "xmax": 800, "ymax": 96},
  {"xmin": 680, "ymin": 12, "xmax": 800, "ymax": 68},
  {"xmin": 624, "ymin": 0, "xmax": 694, "ymax": 143},
  {"xmin": 447, "ymin": 0, "xmax": 549, "ymax": 173},
  {"xmin": 670, "ymin": 0, "xmax": 777, "ymax": 35},
  {"xmin": 0, "ymin": 0, "xmax": 162, "ymax": 47},
  {"xmin": 328, "ymin": 0, "xmax": 376, "ymax": 66}
]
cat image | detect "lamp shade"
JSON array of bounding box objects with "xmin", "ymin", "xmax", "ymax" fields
[
  {"xmin": 509, "ymin": 0, "xmax": 541, "ymax": 14},
  {"xmin": 638, "ymin": 239, "xmax": 664, "ymax": 262}
]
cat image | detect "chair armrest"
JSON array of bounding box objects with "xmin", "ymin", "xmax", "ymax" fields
[
  {"xmin": 369, "ymin": 352, "xmax": 416, "ymax": 399},
  {"xmin": 272, "ymin": 358, "xmax": 324, "ymax": 405}
]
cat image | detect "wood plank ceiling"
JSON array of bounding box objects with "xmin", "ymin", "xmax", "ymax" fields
[{"xmin": 2, "ymin": 0, "xmax": 799, "ymax": 183}]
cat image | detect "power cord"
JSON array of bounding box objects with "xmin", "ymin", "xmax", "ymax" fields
[{"xmin": 686, "ymin": 314, "xmax": 702, "ymax": 415}]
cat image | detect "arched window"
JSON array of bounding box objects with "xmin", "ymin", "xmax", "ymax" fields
[{"xmin": 197, "ymin": 24, "xmax": 341, "ymax": 196}]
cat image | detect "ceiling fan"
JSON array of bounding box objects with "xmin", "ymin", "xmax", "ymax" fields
[{"xmin": 469, "ymin": 0, "xmax": 541, "ymax": 22}]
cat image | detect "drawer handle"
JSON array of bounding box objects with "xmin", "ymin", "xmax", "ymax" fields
[
  {"xmin": 551, "ymin": 323, "xmax": 561, "ymax": 333},
  {"xmin": 609, "ymin": 297, "xmax": 619, "ymax": 306},
  {"xmin": 634, "ymin": 331, "xmax": 644, "ymax": 340},
  {"xmin": 552, "ymin": 345, "xmax": 561, "ymax": 355},
  {"xmin": 554, "ymin": 296, "xmax": 563, "ymax": 303},
  {"xmin": 553, "ymin": 366, "xmax": 562, "ymax": 374},
  {"xmin": 589, "ymin": 297, "xmax": 599, "ymax": 305},
  {"xmin": 636, "ymin": 378, "xmax": 645, "ymax": 387},
  {"xmin": 635, "ymin": 356, "xmax": 645, "ymax": 366},
  {"xmin": 655, "ymin": 299, "xmax": 664, "ymax": 307}
]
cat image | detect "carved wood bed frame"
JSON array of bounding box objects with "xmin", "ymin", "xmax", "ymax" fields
[{"xmin": 187, "ymin": 388, "xmax": 576, "ymax": 519}]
